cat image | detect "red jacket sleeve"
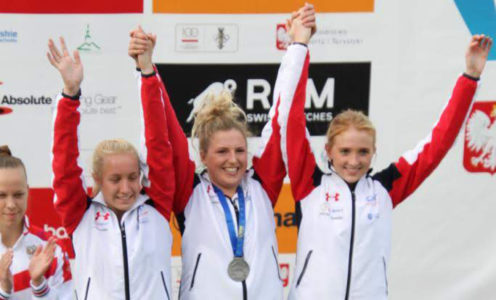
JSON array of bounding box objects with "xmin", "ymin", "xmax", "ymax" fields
[
  {"xmin": 139, "ymin": 72, "xmax": 177, "ymax": 220},
  {"xmin": 277, "ymin": 44, "xmax": 316, "ymax": 202},
  {"xmin": 138, "ymin": 68, "xmax": 196, "ymax": 215},
  {"xmin": 374, "ymin": 75, "xmax": 478, "ymax": 207},
  {"xmin": 51, "ymin": 94, "xmax": 89, "ymax": 235}
]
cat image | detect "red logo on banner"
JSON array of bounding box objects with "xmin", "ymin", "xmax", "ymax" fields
[
  {"xmin": 0, "ymin": 106, "xmax": 13, "ymax": 116},
  {"xmin": 464, "ymin": 101, "xmax": 496, "ymax": 174},
  {"xmin": 0, "ymin": 0, "xmax": 142, "ymax": 13},
  {"xmin": 276, "ymin": 24, "xmax": 290, "ymax": 50}
]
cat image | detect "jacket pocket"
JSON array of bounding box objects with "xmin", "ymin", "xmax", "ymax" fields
[
  {"xmin": 271, "ymin": 246, "xmax": 282, "ymax": 281},
  {"xmin": 296, "ymin": 250, "xmax": 313, "ymax": 287},
  {"xmin": 84, "ymin": 277, "xmax": 91, "ymax": 300},
  {"xmin": 160, "ymin": 271, "xmax": 171, "ymax": 300},
  {"xmin": 382, "ymin": 256, "xmax": 388, "ymax": 295},
  {"xmin": 190, "ymin": 253, "xmax": 202, "ymax": 290}
]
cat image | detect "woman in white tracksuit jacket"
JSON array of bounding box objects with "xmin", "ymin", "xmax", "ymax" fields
[
  {"xmin": 0, "ymin": 147, "xmax": 73, "ymax": 300},
  {"xmin": 280, "ymin": 6, "xmax": 492, "ymax": 300},
  {"xmin": 127, "ymin": 14, "xmax": 313, "ymax": 297},
  {"xmin": 49, "ymin": 37, "xmax": 175, "ymax": 300}
]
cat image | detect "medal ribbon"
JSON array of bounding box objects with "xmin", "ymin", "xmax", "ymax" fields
[{"xmin": 213, "ymin": 185, "xmax": 246, "ymax": 257}]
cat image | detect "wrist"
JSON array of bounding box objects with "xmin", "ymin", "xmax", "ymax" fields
[
  {"xmin": 63, "ymin": 86, "xmax": 80, "ymax": 97},
  {"xmin": 30, "ymin": 277, "xmax": 50, "ymax": 298},
  {"xmin": 141, "ymin": 64, "xmax": 154, "ymax": 75},
  {"xmin": 30, "ymin": 276, "xmax": 44, "ymax": 287},
  {"xmin": 463, "ymin": 72, "xmax": 480, "ymax": 81},
  {"xmin": 0, "ymin": 282, "xmax": 12, "ymax": 299}
]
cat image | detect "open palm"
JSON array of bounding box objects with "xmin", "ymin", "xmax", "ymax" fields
[
  {"xmin": 28, "ymin": 238, "xmax": 56, "ymax": 285},
  {"xmin": 47, "ymin": 37, "xmax": 83, "ymax": 95},
  {"xmin": 465, "ymin": 35, "xmax": 493, "ymax": 78}
]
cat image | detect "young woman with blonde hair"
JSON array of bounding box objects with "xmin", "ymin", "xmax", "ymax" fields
[
  {"xmin": 280, "ymin": 5, "xmax": 492, "ymax": 299},
  {"xmin": 127, "ymin": 9, "xmax": 315, "ymax": 297},
  {"xmin": 0, "ymin": 146, "xmax": 72, "ymax": 299},
  {"xmin": 48, "ymin": 37, "xmax": 175, "ymax": 299}
]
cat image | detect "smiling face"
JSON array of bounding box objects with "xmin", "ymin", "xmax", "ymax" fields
[
  {"xmin": 201, "ymin": 128, "xmax": 248, "ymax": 197},
  {"xmin": 0, "ymin": 167, "xmax": 28, "ymax": 230},
  {"xmin": 326, "ymin": 127, "xmax": 375, "ymax": 184},
  {"xmin": 94, "ymin": 153, "xmax": 141, "ymax": 218}
]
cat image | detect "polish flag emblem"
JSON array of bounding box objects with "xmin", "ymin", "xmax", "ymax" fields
[{"xmin": 464, "ymin": 101, "xmax": 496, "ymax": 174}]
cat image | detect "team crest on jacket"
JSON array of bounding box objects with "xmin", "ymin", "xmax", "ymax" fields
[
  {"xmin": 94, "ymin": 211, "xmax": 110, "ymax": 230},
  {"xmin": 26, "ymin": 245, "xmax": 37, "ymax": 256},
  {"xmin": 464, "ymin": 101, "xmax": 496, "ymax": 174}
]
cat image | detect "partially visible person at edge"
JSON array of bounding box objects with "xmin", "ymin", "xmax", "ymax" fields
[
  {"xmin": 48, "ymin": 37, "xmax": 175, "ymax": 299},
  {"xmin": 0, "ymin": 146, "xmax": 73, "ymax": 300},
  {"xmin": 126, "ymin": 7, "xmax": 315, "ymax": 299},
  {"xmin": 278, "ymin": 5, "xmax": 492, "ymax": 300}
]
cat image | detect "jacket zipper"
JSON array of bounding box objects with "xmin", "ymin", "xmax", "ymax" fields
[
  {"xmin": 120, "ymin": 222, "xmax": 131, "ymax": 300},
  {"xmin": 271, "ymin": 246, "xmax": 282, "ymax": 281},
  {"xmin": 296, "ymin": 250, "xmax": 313, "ymax": 287},
  {"xmin": 344, "ymin": 191, "xmax": 356, "ymax": 300},
  {"xmin": 161, "ymin": 271, "xmax": 171, "ymax": 300},
  {"xmin": 190, "ymin": 253, "xmax": 202, "ymax": 290},
  {"xmin": 383, "ymin": 257, "xmax": 388, "ymax": 295},
  {"xmin": 242, "ymin": 280, "xmax": 247, "ymax": 300},
  {"xmin": 83, "ymin": 277, "xmax": 91, "ymax": 300}
]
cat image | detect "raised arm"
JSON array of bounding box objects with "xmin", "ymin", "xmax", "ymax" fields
[
  {"xmin": 48, "ymin": 37, "xmax": 89, "ymax": 235},
  {"xmin": 129, "ymin": 27, "xmax": 195, "ymax": 216},
  {"xmin": 373, "ymin": 35, "xmax": 493, "ymax": 207},
  {"xmin": 278, "ymin": 5, "xmax": 318, "ymax": 202}
]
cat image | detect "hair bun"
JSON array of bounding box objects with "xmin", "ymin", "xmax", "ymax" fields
[{"xmin": 0, "ymin": 145, "xmax": 12, "ymax": 157}]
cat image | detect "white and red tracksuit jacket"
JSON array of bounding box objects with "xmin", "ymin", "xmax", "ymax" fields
[
  {"xmin": 0, "ymin": 218, "xmax": 72, "ymax": 300},
  {"xmin": 277, "ymin": 44, "xmax": 479, "ymax": 300},
  {"xmin": 137, "ymin": 61, "xmax": 295, "ymax": 299},
  {"xmin": 51, "ymin": 76, "xmax": 175, "ymax": 300}
]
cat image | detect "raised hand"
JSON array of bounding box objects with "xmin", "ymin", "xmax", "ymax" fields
[
  {"xmin": 286, "ymin": 3, "xmax": 316, "ymax": 45},
  {"xmin": 28, "ymin": 237, "xmax": 57, "ymax": 287},
  {"xmin": 128, "ymin": 26, "xmax": 156, "ymax": 74},
  {"xmin": 47, "ymin": 37, "xmax": 83, "ymax": 96},
  {"xmin": 465, "ymin": 34, "xmax": 492, "ymax": 78},
  {"xmin": 0, "ymin": 249, "xmax": 13, "ymax": 293}
]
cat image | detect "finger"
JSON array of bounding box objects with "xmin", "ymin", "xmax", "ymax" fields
[
  {"xmin": 33, "ymin": 245, "xmax": 43, "ymax": 257},
  {"xmin": 47, "ymin": 52, "xmax": 57, "ymax": 67},
  {"xmin": 131, "ymin": 37, "xmax": 149, "ymax": 46},
  {"xmin": 60, "ymin": 37, "xmax": 70, "ymax": 57},
  {"xmin": 48, "ymin": 39, "xmax": 61, "ymax": 62},
  {"xmin": 74, "ymin": 50, "xmax": 82, "ymax": 65}
]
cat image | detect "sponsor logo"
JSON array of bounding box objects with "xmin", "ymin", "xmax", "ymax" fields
[
  {"xmin": 0, "ymin": 106, "xmax": 13, "ymax": 115},
  {"xmin": 1, "ymin": 95, "xmax": 52, "ymax": 105},
  {"xmin": 0, "ymin": 30, "xmax": 18, "ymax": 43},
  {"xmin": 175, "ymin": 24, "xmax": 238, "ymax": 52},
  {"xmin": 276, "ymin": 24, "xmax": 363, "ymax": 50},
  {"xmin": 43, "ymin": 224, "xmax": 69, "ymax": 239},
  {"xmin": 279, "ymin": 263, "xmax": 290, "ymax": 287},
  {"xmin": 80, "ymin": 93, "xmax": 121, "ymax": 115},
  {"xmin": 326, "ymin": 192, "xmax": 340, "ymax": 202},
  {"xmin": 454, "ymin": 0, "xmax": 496, "ymax": 60},
  {"xmin": 156, "ymin": 63, "xmax": 370, "ymax": 136},
  {"xmin": 464, "ymin": 101, "xmax": 496, "ymax": 174},
  {"xmin": 77, "ymin": 25, "xmax": 101, "ymax": 52}
]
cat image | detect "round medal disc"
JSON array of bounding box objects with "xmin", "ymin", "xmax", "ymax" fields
[{"xmin": 228, "ymin": 257, "xmax": 250, "ymax": 282}]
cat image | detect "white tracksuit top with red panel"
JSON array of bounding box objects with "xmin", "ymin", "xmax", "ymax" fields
[
  {"xmin": 0, "ymin": 219, "xmax": 72, "ymax": 300},
  {"xmin": 137, "ymin": 61, "xmax": 293, "ymax": 299},
  {"xmin": 51, "ymin": 75, "xmax": 175, "ymax": 300},
  {"xmin": 277, "ymin": 45, "xmax": 479, "ymax": 300}
]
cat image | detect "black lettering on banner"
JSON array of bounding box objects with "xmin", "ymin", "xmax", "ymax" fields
[{"xmin": 156, "ymin": 63, "xmax": 370, "ymax": 136}]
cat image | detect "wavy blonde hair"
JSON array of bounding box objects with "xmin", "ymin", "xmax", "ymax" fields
[
  {"xmin": 191, "ymin": 90, "xmax": 249, "ymax": 153},
  {"xmin": 91, "ymin": 139, "xmax": 139, "ymax": 196}
]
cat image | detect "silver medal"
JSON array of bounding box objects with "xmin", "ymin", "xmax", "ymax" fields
[{"xmin": 228, "ymin": 257, "xmax": 250, "ymax": 282}]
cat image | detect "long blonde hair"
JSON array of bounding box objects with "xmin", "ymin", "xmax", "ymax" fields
[
  {"xmin": 191, "ymin": 90, "xmax": 249, "ymax": 153},
  {"xmin": 91, "ymin": 139, "xmax": 139, "ymax": 196}
]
